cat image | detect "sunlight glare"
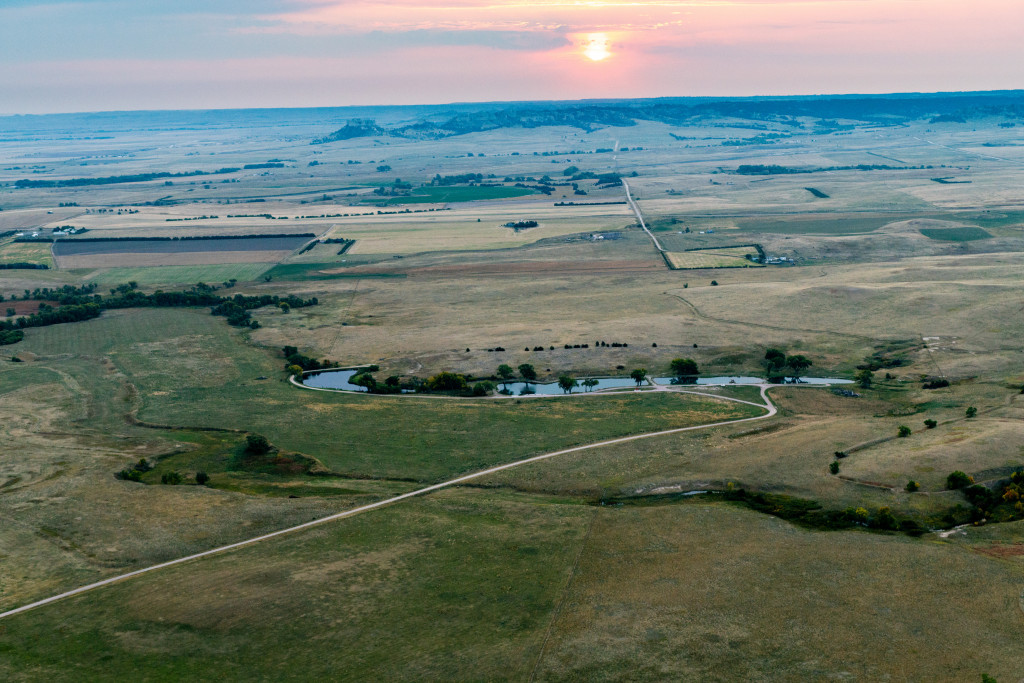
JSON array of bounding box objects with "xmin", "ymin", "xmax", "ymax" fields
[{"xmin": 582, "ymin": 33, "xmax": 611, "ymax": 62}]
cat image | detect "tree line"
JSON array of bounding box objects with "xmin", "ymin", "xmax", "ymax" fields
[{"xmin": 0, "ymin": 282, "xmax": 318, "ymax": 341}]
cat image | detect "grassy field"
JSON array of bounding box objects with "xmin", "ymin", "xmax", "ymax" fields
[
  {"xmin": 0, "ymin": 238, "xmax": 53, "ymax": 267},
  {"xmin": 1, "ymin": 494, "xmax": 1020, "ymax": 681},
  {"xmin": 83, "ymin": 263, "xmax": 274, "ymax": 285},
  {"xmin": 919, "ymin": 226, "xmax": 994, "ymax": 241}
]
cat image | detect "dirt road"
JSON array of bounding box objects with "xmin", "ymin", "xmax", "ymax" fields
[{"xmin": 0, "ymin": 386, "xmax": 777, "ymax": 621}]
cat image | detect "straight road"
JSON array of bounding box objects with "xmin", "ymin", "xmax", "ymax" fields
[
  {"xmin": 0, "ymin": 386, "xmax": 777, "ymax": 621},
  {"xmin": 622, "ymin": 178, "xmax": 665, "ymax": 253}
]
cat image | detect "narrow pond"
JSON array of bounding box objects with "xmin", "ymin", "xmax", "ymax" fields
[{"xmin": 300, "ymin": 370, "xmax": 854, "ymax": 393}]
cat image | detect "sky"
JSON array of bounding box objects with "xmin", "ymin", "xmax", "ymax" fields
[{"xmin": 0, "ymin": 0, "xmax": 1021, "ymax": 114}]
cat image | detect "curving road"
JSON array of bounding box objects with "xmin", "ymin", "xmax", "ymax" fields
[{"xmin": 0, "ymin": 385, "xmax": 778, "ymax": 622}]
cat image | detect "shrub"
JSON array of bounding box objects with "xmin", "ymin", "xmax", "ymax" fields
[
  {"xmin": 897, "ymin": 425, "xmax": 912, "ymax": 437},
  {"xmin": 115, "ymin": 468, "xmax": 141, "ymax": 482},
  {"xmin": 965, "ymin": 406, "xmax": 977, "ymax": 418},
  {"xmin": 906, "ymin": 480, "xmax": 920, "ymax": 493},
  {"xmin": 161, "ymin": 471, "xmax": 183, "ymax": 485},
  {"xmin": 924, "ymin": 419, "xmax": 937, "ymax": 429},
  {"xmin": 872, "ymin": 506, "xmax": 899, "ymax": 530},
  {"xmin": 195, "ymin": 471, "xmax": 210, "ymax": 486},
  {"xmin": 946, "ymin": 470, "xmax": 974, "ymax": 490},
  {"xmin": 833, "ymin": 451, "xmax": 847, "ymax": 459},
  {"xmin": 829, "ymin": 461, "xmax": 839, "ymax": 475},
  {"xmin": 710, "ymin": 280, "xmax": 718, "ymax": 286},
  {"xmin": 246, "ymin": 434, "xmax": 271, "ymax": 454}
]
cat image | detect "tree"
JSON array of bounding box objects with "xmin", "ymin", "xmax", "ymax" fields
[
  {"xmin": 946, "ymin": 470, "xmax": 974, "ymax": 490},
  {"xmin": 829, "ymin": 461, "xmax": 839, "ymax": 475},
  {"xmin": 873, "ymin": 506, "xmax": 899, "ymax": 530},
  {"xmin": 763, "ymin": 348, "xmax": 787, "ymax": 379},
  {"xmin": 630, "ymin": 368, "xmax": 647, "ymax": 387},
  {"xmin": 245, "ymin": 434, "xmax": 271, "ymax": 455},
  {"xmin": 518, "ymin": 363, "xmax": 537, "ymax": 383},
  {"xmin": 161, "ymin": 471, "xmax": 183, "ymax": 485},
  {"xmin": 287, "ymin": 364, "xmax": 304, "ymax": 378},
  {"xmin": 582, "ymin": 378, "xmax": 599, "ymax": 392},
  {"xmin": 472, "ymin": 381, "xmax": 494, "ymax": 397},
  {"xmin": 924, "ymin": 419, "xmax": 937, "ymax": 429},
  {"xmin": 496, "ymin": 364, "xmax": 515, "ymax": 388},
  {"xmin": 557, "ymin": 375, "xmax": 578, "ymax": 394},
  {"xmin": 425, "ymin": 372, "xmax": 468, "ymax": 392},
  {"xmin": 786, "ymin": 354, "xmax": 812, "ymax": 380},
  {"xmin": 195, "ymin": 471, "xmax": 210, "ymax": 486},
  {"xmin": 905, "ymin": 480, "xmax": 920, "ymax": 493},
  {"xmin": 897, "ymin": 425, "xmax": 912, "ymax": 438},
  {"xmin": 350, "ymin": 372, "xmax": 377, "ymax": 391},
  {"xmin": 670, "ymin": 357, "xmax": 698, "ymax": 381},
  {"xmin": 855, "ymin": 368, "xmax": 874, "ymax": 389},
  {"xmin": 965, "ymin": 406, "xmax": 977, "ymax": 418}
]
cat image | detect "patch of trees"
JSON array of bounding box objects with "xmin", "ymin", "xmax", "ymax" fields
[
  {"xmin": 0, "ymin": 283, "xmax": 318, "ymax": 341},
  {"xmin": 0, "ymin": 302, "xmax": 101, "ymax": 332},
  {"xmin": 922, "ymin": 378, "xmax": 950, "ymax": 389},
  {"xmin": 0, "ymin": 330, "xmax": 24, "ymax": 345},
  {"xmin": 805, "ymin": 187, "xmax": 830, "ymax": 198},
  {"xmin": 0, "ymin": 263, "xmax": 48, "ymax": 269},
  {"xmin": 115, "ymin": 458, "xmax": 153, "ymax": 482},
  {"xmin": 503, "ymin": 220, "xmax": 538, "ymax": 229},
  {"xmin": 763, "ymin": 348, "xmax": 812, "ymax": 382},
  {"xmin": 282, "ymin": 346, "xmax": 339, "ymax": 372},
  {"xmin": 604, "ymin": 487, "xmax": 923, "ymax": 535},
  {"xmin": 943, "ymin": 469, "xmax": 1024, "ymax": 525},
  {"xmin": 431, "ymin": 173, "xmax": 485, "ymax": 186},
  {"xmin": 735, "ymin": 164, "xmax": 925, "ymax": 175},
  {"xmin": 243, "ymin": 163, "xmax": 285, "ymax": 169},
  {"xmin": 14, "ymin": 168, "xmax": 239, "ymax": 188}
]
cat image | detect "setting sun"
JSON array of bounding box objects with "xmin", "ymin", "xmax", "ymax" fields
[{"xmin": 582, "ymin": 33, "xmax": 611, "ymax": 62}]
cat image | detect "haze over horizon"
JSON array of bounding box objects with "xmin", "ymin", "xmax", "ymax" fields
[{"xmin": 1, "ymin": 0, "xmax": 1022, "ymax": 115}]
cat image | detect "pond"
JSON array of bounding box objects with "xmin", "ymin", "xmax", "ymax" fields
[
  {"xmin": 301, "ymin": 369, "xmax": 370, "ymax": 391},
  {"xmin": 498, "ymin": 377, "xmax": 639, "ymax": 396}
]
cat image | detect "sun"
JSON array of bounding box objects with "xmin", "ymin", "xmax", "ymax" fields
[{"xmin": 582, "ymin": 33, "xmax": 611, "ymax": 62}]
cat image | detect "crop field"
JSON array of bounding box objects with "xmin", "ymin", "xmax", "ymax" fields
[
  {"xmin": 919, "ymin": 226, "xmax": 994, "ymax": 241},
  {"xmin": 664, "ymin": 245, "xmax": 762, "ymax": 269},
  {"xmin": 0, "ymin": 238, "xmax": 53, "ymax": 266},
  {"xmin": 4, "ymin": 102, "xmax": 1024, "ymax": 679},
  {"xmin": 52, "ymin": 235, "xmax": 309, "ymax": 269}
]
